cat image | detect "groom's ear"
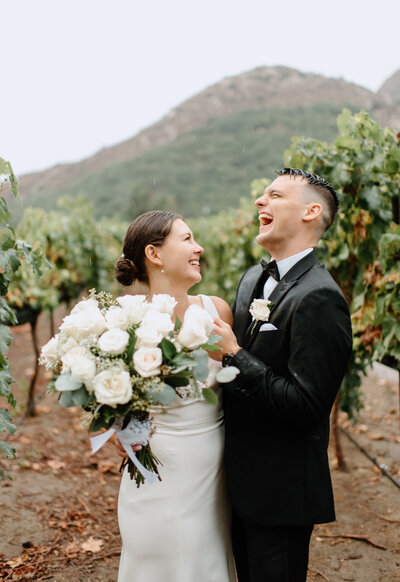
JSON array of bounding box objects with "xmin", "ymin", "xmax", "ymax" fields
[
  {"xmin": 144, "ymin": 244, "xmax": 163, "ymax": 267},
  {"xmin": 302, "ymin": 202, "xmax": 323, "ymax": 223}
]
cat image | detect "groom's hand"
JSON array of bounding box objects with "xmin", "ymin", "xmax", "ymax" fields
[{"xmin": 210, "ymin": 318, "xmax": 241, "ymax": 361}]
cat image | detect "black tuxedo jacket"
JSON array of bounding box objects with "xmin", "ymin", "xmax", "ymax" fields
[{"xmin": 223, "ymin": 251, "xmax": 352, "ymax": 526}]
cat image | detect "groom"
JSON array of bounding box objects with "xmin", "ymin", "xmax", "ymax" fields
[{"xmin": 213, "ymin": 168, "xmax": 352, "ymax": 582}]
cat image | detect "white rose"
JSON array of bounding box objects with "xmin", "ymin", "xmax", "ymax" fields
[
  {"xmin": 69, "ymin": 354, "xmax": 97, "ymax": 385},
  {"xmin": 135, "ymin": 324, "xmax": 163, "ymax": 348},
  {"xmin": 133, "ymin": 347, "xmax": 163, "ymax": 377},
  {"xmin": 61, "ymin": 346, "xmax": 90, "ymax": 373},
  {"xmin": 40, "ymin": 335, "xmax": 59, "ymax": 366},
  {"xmin": 249, "ymin": 298, "xmax": 271, "ymax": 322},
  {"xmin": 141, "ymin": 310, "xmax": 174, "ymax": 337},
  {"xmin": 116, "ymin": 294, "xmax": 149, "ymax": 324},
  {"xmin": 70, "ymin": 297, "xmax": 99, "ymax": 315},
  {"xmin": 105, "ymin": 306, "xmax": 131, "ymax": 330},
  {"xmin": 58, "ymin": 335, "xmax": 79, "ymax": 357},
  {"xmin": 60, "ymin": 306, "xmax": 106, "ymax": 340},
  {"xmin": 150, "ymin": 294, "xmax": 177, "ymax": 316},
  {"xmin": 98, "ymin": 328, "xmax": 130, "ymax": 355},
  {"xmin": 177, "ymin": 304, "xmax": 214, "ymax": 350},
  {"xmin": 93, "ymin": 367, "xmax": 133, "ymax": 408}
]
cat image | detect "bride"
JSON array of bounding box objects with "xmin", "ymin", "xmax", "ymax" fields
[{"xmin": 114, "ymin": 210, "xmax": 236, "ymax": 582}]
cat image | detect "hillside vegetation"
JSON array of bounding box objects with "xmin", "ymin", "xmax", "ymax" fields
[{"xmin": 15, "ymin": 103, "xmax": 354, "ymax": 220}]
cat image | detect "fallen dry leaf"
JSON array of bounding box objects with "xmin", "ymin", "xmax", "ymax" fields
[
  {"xmin": 6, "ymin": 555, "xmax": 26, "ymax": 568},
  {"xmin": 81, "ymin": 537, "xmax": 104, "ymax": 553},
  {"xmin": 367, "ymin": 433, "xmax": 385, "ymax": 441},
  {"xmin": 64, "ymin": 541, "xmax": 80, "ymax": 558},
  {"xmin": 18, "ymin": 436, "xmax": 31, "ymax": 445},
  {"xmin": 97, "ymin": 460, "xmax": 117, "ymax": 474},
  {"xmin": 356, "ymin": 424, "xmax": 368, "ymax": 433},
  {"xmin": 47, "ymin": 460, "xmax": 66, "ymax": 470},
  {"xmin": 36, "ymin": 405, "xmax": 52, "ymax": 413}
]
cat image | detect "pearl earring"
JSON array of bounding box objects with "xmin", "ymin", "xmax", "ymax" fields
[{"xmin": 161, "ymin": 269, "xmax": 164, "ymax": 273}]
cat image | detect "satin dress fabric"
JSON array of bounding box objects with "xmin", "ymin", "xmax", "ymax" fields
[{"xmin": 117, "ymin": 295, "xmax": 236, "ymax": 582}]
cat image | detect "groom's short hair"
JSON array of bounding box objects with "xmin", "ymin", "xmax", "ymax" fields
[{"xmin": 276, "ymin": 168, "xmax": 339, "ymax": 232}]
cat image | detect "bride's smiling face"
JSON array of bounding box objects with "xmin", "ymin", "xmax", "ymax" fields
[{"xmin": 157, "ymin": 219, "xmax": 204, "ymax": 285}]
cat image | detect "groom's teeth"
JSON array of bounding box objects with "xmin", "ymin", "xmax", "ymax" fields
[{"xmin": 259, "ymin": 213, "xmax": 273, "ymax": 225}]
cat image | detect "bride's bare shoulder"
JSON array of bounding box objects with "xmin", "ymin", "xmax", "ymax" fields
[{"xmin": 209, "ymin": 296, "xmax": 233, "ymax": 326}]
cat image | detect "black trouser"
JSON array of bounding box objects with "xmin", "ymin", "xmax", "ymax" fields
[{"xmin": 231, "ymin": 510, "xmax": 314, "ymax": 582}]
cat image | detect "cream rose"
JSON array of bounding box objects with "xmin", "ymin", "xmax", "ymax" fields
[
  {"xmin": 93, "ymin": 367, "xmax": 133, "ymax": 407},
  {"xmin": 105, "ymin": 306, "xmax": 131, "ymax": 330},
  {"xmin": 61, "ymin": 346, "xmax": 91, "ymax": 373},
  {"xmin": 40, "ymin": 335, "xmax": 59, "ymax": 366},
  {"xmin": 69, "ymin": 354, "xmax": 97, "ymax": 385},
  {"xmin": 249, "ymin": 298, "xmax": 271, "ymax": 322},
  {"xmin": 57, "ymin": 335, "xmax": 79, "ymax": 357},
  {"xmin": 116, "ymin": 294, "xmax": 149, "ymax": 324},
  {"xmin": 177, "ymin": 304, "xmax": 214, "ymax": 350},
  {"xmin": 70, "ymin": 297, "xmax": 99, "ymax": 315},
  {"xmin": 98, "ymin": 328, "xmax": 130, "ymax": 355},
  {"xmin": 135, "ymin": 324, "xmax": 163, "ymax": 348},
  {"xmin": 150, "ymin": 294, "xmax": 177, "ymax": 316},
  {"xmin": 60, "ymin": 305, "xmax": 106, "ymax": 339},
  {"xmin": 141, "ymin": 310, "xmax": 174, "ymax": 337},
  {"xmin": 133, "ymin": 347, "xmax": 163, "ymax": 377}
]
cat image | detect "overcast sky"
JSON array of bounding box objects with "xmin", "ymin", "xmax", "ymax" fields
[{"xmin": 2, "ymin": 0, "xmax": 399, "ymax": 176}]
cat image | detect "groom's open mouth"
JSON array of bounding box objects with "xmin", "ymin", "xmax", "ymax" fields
[{"xmin": 259, "ymin": 212, "xmax": 273, "ymax": 227}]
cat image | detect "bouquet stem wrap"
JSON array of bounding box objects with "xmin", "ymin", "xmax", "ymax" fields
[{"xmin": 90, "ymin": 417, "xmax": 159, "ymax": 485}]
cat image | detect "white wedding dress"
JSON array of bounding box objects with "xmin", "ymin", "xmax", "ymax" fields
[{"xmin": 117, "ymin": 295, "xmax": 236, "ymax": 582}]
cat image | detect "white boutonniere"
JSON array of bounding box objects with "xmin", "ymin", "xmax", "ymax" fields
[{"xmin": 249, "ymin": 298, "xmax": 273, "ymax": 334}]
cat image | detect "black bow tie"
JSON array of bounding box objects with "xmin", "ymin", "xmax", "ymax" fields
[{"xmin": 260, "ymin": 259, "xmax": 280, "ymax": 282}]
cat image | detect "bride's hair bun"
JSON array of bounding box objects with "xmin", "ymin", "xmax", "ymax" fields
[
  {"xmin": 115, "ymin": 256, "xmax": 138, "ymax": 287},
  {"xmin": 115, "ymin": 210, "xmax": 182, "ymax": 286}
]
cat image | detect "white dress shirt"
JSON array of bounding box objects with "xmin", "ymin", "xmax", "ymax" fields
[{"xmin": 263, "ymin": 248, "xmax": 314, "ymax": 299}]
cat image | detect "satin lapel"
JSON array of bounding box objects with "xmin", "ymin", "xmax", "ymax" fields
[
  {"xmin": 233, "ymin": 265, "xmax": 264, "ymax": 346},
  {"xmin": 242, "ymin": 250, "xmax": 319, "ymax": 350}
]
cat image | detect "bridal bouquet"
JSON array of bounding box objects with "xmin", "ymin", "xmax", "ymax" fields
[{"xmin": 40, "ymin": 290, "xmax": 230, "ymax": 486}]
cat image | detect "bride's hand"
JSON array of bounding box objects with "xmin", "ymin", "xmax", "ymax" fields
[
  {"xmin": 209, "ymin": 317, "xmax": 241, "ymax": 361},
  {"xmin": 115, "ymin": 438, "xmax": 142, "ymax": 458}
]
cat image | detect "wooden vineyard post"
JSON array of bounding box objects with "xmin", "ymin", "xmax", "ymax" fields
[{"xmin": 331, "ymin": 391, "xmax": 347, "ymax": 471}]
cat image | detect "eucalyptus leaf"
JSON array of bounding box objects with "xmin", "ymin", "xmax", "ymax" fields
[
  {"xmin": 71, "ymin": 386, "xmax": 91, "ymax": 407},
  {"xmin": 55, "ymin": 374, "xmax": 83, "ymax": 392},
  {"xmin": 216, "ymin": 366, "xmax": 240, "ymax": 383},
  {"xmin": 59, "ymin": 390, "xmax": 76, "ymax": 407},
  {"xmin": 202, "ymin": 388, "xmax": 219, "ymax": 406},
  {"xmin": 146, "ymin": 382, "xmax": 176, "ymax": 405},
  {"xmin": 191, "ymin": 349, "xmax": 209, "ymax": 382}
]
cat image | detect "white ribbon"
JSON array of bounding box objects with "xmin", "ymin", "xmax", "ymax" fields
[{"xmin": 90, "ymin": 418, "xmax": 158, "ymax": 485}]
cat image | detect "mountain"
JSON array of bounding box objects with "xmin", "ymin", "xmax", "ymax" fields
[
  {"xmin": 378, "ymin": 68, "xmax": 400, "ymax": 104},
  {"xmin": 13, "ymin": 66, "xmax": 400, "ymax": 220}
]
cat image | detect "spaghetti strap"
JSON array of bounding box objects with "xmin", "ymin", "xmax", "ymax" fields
[{"xmin": 198, "ymin": 294, "xmax": 219, "ymax": 318}]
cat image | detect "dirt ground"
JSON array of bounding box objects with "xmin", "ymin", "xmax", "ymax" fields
[{"xmin": 0, "ymin": 306, "xmax": 399, "ymax": 582}]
